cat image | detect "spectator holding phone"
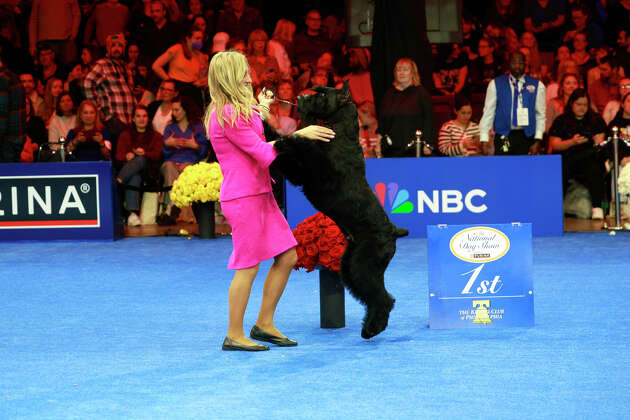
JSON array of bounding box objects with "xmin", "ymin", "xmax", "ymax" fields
[
  {"xmin": 438, "ymin": 94, "xmax": 483, "ymax": 156},
  {"xmin": 65, "ymin": 99, "xmax": 112, "ymax": 161},
  {"xmin": 548, "ymin": 89, "xmax": 607, "ymax": 219}
]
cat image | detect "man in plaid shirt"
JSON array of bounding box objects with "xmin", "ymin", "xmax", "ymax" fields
[
  {"xmin": 83, "ymin": 33, "xmax": 135, "ymax": 152},
  {"xmin": 0, "ymin": 55, "xmax": 26, "ymax": 163}
]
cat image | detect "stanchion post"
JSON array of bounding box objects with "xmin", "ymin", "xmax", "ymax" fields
[
  {"xmin": 59, "ymin": 136, "xmax": 66, "ymax": 162},
  {"xmin": 319, "ymin": 269, "xmax": 345, "ymax": 328},
  {"xmin": 608, "ymin": 127, "xmax": 623, "ymax": 230},
  {"xmin": 408, "ymin": 129, "xmax": 433, "ymax": 157}
]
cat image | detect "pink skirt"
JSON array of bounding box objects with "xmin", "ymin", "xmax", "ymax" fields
[{"xmin": 222, "ymin": 192, "xmax": 297, "ymax": 270}]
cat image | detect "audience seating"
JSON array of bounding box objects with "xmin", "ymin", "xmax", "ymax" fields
[{"xmin": 431, "ymin": 93, "xmax": 486, "ymax": 131}]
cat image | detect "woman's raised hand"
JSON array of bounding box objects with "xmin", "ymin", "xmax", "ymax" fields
[
  {"xmin": 294, "ymin": 125, "xmax": 335, "ymax": 142},
  {"xmin": 257, "ymin": 87, "xmax": 275, "ymax": 109}
]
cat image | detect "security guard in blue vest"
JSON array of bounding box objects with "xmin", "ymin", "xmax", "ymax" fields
[{"xmin": 479, "ymin": 52, "xmax": 546, "ymax": 155}]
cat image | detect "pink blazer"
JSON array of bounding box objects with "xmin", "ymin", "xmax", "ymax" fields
[{"xmin": 209, "ymin": 105, "xmax": 278, "ymax": 202}]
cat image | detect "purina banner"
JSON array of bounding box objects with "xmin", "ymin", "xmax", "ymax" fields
[
  {"xmin": 0, "ymin": 162, "xmax": 122, "ymax": 241},
  {"xmin": 427, "ymin": 223, "xmax": 534, "ymax": 329},
  {"xmin": 285, "ymin": 156, "xmax": 563, "ymax": 237},
  {"xmin": 0, "ymin": 175, "xmax": 100, "ymax": 229}
]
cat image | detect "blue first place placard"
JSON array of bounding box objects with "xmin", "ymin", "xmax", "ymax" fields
[{"xmin": 427, "ymin": 223, "xmax": 534, "ymax": 329}]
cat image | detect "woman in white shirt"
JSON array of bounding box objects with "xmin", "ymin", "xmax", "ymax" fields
[
  {"xmin": 150, "ymin": 79, "xmax": 177, "ymax": 135},
  {"xmin": 48, "ymin": 92, "xmax": 77, "ymax": 148}
]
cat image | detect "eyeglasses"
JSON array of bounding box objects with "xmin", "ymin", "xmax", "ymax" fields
[{"xmin": 621, "ymin": 84, "xmax": 630, "ymax": 89}]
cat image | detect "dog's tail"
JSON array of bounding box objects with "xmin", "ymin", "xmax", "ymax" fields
[{"xmin": 394, "ymin": 226, "xmax": 409, "ymax": 238}]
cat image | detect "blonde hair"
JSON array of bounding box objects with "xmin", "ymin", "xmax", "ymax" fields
[
  {"xmin": 204, "ymin": 50, "xmax": 257, "ymax": 130},
  {"xmin": 393, "ymin": 58, "xmax": 421, "ymax": 87},
  {"xmin": 247, "ymin": 29, "xmax": 269, "ymax": 55},
  {"xmin": 272, "ymin": 19, "xmax": 296, "ymax": 43},
  {"xmin": 41, "ymin": 77, "xmax": 63, "ymax": 122},
  {"xmin": 520, "ymin": 31, "xmax": 541, "ymax": 74}
]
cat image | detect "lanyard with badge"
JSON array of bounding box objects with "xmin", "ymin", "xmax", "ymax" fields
[
  {"xmin": 512, "ymin": 78, "xmax": 529, "ymax": 126},
  {"xmin": 503, "ymin": 77, "xmax": 528, "ymax": 153}
]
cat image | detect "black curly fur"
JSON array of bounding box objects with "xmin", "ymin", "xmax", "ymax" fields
[{"xmin": 269, "ymin": 81, "xmax": 409, "ymax": 339}]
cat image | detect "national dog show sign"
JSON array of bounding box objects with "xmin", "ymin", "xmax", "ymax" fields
[{"xmin": 427, "ymin": 223, "xmax": 534, "ymax": 328}]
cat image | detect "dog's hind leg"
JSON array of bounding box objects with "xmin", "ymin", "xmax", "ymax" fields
[{"xmin": 340, "ymin": 239, "xmax": 396, "ymax": 339}]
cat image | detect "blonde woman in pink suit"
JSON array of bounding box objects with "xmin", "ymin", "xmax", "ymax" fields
[{"xmin": 206, "ymin": 51, "xmax": 335, "ymax": 351}]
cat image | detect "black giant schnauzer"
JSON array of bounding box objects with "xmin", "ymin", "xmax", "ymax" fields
[{"xmin": 269, "ymin": 81, "xmax": 409, "ymax": 339}]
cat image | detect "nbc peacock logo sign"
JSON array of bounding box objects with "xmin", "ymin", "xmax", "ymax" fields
[
  {"xmin": 374, "ymin": 182, "xmax": 488, "ymax": 214},
  {"xmin": 374, "ymin": 182, "xmax": 414, "ymax": 213}
]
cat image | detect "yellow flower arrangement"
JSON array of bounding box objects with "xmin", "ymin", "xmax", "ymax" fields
[{"xmin": 170, "ymin": 162, "xmax": 223, "ymax": 207}]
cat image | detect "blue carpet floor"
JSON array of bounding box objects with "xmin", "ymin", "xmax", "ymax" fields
[{"xmin": 1, "ymin": 232, "xmax": 629, "ymax": 419}]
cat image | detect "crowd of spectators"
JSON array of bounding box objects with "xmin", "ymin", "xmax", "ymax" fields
[{"xmin": 1, "ymin": 0, "xmax": 630, "ymax": 221}]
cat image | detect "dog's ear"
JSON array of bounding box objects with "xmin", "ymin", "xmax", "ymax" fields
[{"xmin": 340, "ymin": 80, "xmax": 352, "ymax": 104}]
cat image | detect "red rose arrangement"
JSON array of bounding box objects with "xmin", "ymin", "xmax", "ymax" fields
[{"xmin": 292, "ymin": 212, "xmax": 347, "ymax": 272}]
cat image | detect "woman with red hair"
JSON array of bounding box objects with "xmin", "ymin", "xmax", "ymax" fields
[{"xmin": 378, "ymin": 58, "xmax": 435, "ymax": 157}]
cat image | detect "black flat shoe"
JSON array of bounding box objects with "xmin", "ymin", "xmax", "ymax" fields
[
  {"xmin": 250, "ymin": 325, "xmax": 298, "ymax": 347},
  {"xmin": 222, "ymin": 337, "xmax": 269, "ymax": 351}
]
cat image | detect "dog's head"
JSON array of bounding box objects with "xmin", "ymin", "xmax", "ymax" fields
[{"xmin": 297, "ymin": 80, "xmax": 353, "ymax": 121}]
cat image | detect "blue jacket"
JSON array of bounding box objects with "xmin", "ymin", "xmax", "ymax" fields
[{"xmin": 494, "ymin": 74, "xmax": 539, "ymax": 138}]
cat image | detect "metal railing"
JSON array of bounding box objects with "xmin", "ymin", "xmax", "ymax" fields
[{"xmin": 597, "ymin": 126, "xmax": 630, "ymax": 231}]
